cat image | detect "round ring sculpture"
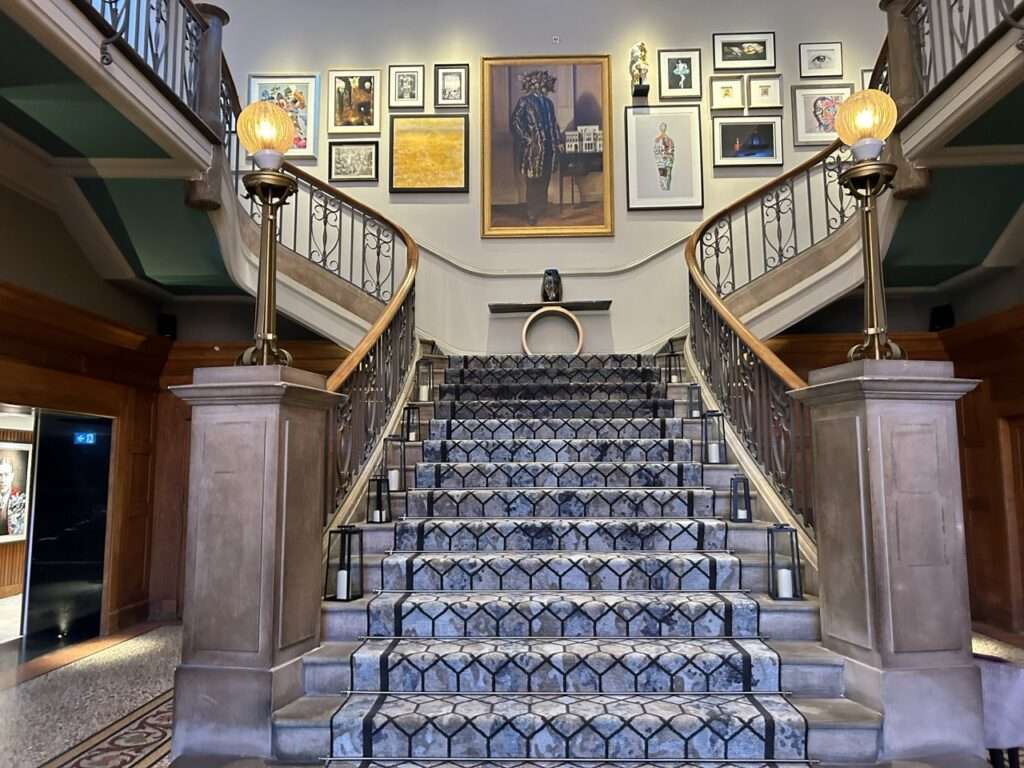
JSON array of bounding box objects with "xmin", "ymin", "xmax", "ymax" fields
[{"xmin": 521, "ymin": 305, "xmax": 584, "ymax": 355}]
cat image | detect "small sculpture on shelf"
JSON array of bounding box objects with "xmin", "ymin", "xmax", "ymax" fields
[
  {"xmin": 630, "ymin": 41, "xmax": 650, "ymax": 97},
  {"xmin": 541, "ymin": 269, "xmax": 563, "ymax": 303}
]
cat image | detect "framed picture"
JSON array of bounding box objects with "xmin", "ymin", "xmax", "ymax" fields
[
  {"xmin": 0, "ymin": 441, "xmax": 31, "ymax": 538},
  {"xmin": 791, "ymin": 83, "xmax": 854, "ymax": 146},
  {"xmin": 861, "ymin": 67, "xmax": 874, "ymax": 90},
  {"xmin": 327, "ymin": 69, "xmax": 381, "ymax": 133},
  {"xmin": 713, "ymin": 32, "xmax": 776, "ymax": 70},
  {"xmin": 390, "ymin": 114, "xmax": 469, "ymax": 193},
  {"xmin": 435, "ymin": 63, "xmax": 470, "ymax": 108},
  {"xmin": 799, "ymin": 42, "xmax": 844, "ymax": 78},
  {"xmin": 247, "ymin": 74, "xmax": 319, "ymax": 158},
  {"xmin": 329, "ymin": 141, "xmax": 378, "ymax": 182},
  {"xmin": 713, "ymin": 116, "xmax": 783, "ymax": 166},
  {"xmin": 625, "ymin": 105, "xmax": 703, "ymax": 210},
  {"xmin": 482, "ymin": 55, "xmax": 613, "ymax": 238},
  {"xmin": 748, "ymin": 73, "xmax": 784, "ymax": 108},
  {"xmin": 710, "ymin": 75, "xmax": 745, "ymax": 110},
  {"xmin": 389, "ymin": 64, "xmax": 425, "ymax": 109},
  {"xmin": 657, "ymin": 49, "xmax": 702, "ymax": 99}
]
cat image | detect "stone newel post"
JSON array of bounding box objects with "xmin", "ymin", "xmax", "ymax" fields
[
  {"xmin": 170, "ymin": 366, "xmax": 340, "ymax": 759},
  {"xmin": 792, "ymin": 360, "xmax": 984, "ymax": 760}
]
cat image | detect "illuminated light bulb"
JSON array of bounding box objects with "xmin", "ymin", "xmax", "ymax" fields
[
  {"xmin": 835, "ymin": 88, "xmax": 898, "ymax": 162},
  {"xmin": 237, "ymin": 101, "xmax": 295, "ymax": 170}
]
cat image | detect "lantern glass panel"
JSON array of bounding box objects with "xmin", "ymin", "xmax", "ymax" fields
[
  {"xmin": 687, "ymin": 383, "xmax": 703, "ymax": 419},
  {"xmin": 767, "ymin": 524, "xmax": 803, "ymax": 600},
  {"xmin": 367, "ymin": 474, "xmax": 392, "ymax": 524},
  {"xmin": 417, "ymin": 361, "xmax": 434, "ymax": 403},
  {"xmin": 324, "ymin": 525, "xmax": 363, "ymax": 601},
  {"xmin": 702, "ymin": 411, "xmax": 726, "ymax": 464},
  {"xmin": 384, "ymin": 435, "xmax": 405, "ymax": 492},
  {"xmin": 403, "ymin": 404, "xmax": 420, "ymax": 442},
  {"xmin": 730, "ymin": 475, "xmax": 752, "ymax": 522}
]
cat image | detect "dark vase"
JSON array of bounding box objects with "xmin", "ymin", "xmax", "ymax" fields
[{"xmin": 541, "ymin": 269, "xmax": 563, "ymax": 302}]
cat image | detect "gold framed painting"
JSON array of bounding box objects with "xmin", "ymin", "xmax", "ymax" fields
[
  {"xmin": 389, "ymin": 115, "xmax": 469, "ymax": 193},
  {"xmin": 482, "ymin": 55, "xmax": 613, "ymax": 238}
]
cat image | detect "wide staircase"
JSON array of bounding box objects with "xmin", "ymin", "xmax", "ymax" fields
[{"xmin": 273, "ymin": 352, "xmax": 881, "ymax": 766}]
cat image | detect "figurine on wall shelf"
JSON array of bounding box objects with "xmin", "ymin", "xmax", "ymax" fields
[
  {"xmin": 630, "ymin": 41, "xmax": 650, "ymax": 97},
  {"xmin": 541, "ymin": 269, "xmax": 563, "ymax": 303}
]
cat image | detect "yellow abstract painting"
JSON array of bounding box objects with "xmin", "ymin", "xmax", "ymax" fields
[{"xmin": 390, "ymin": 115, "xmax": 468, "ymax": 192}]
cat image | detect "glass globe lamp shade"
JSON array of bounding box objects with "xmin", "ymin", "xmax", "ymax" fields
[
  {"xmin": 836, "ymin": 89, "xmax": 898, "ymax": 162},
  {"xmin": 237, "ymin": 101, "xmax": 295, "ymax": 170}
]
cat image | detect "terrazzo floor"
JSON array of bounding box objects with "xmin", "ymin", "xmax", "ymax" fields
[
  {"xmin": 0, "ymin": 595, "xmax": 21, "ymax": 644},
  {"xmin": 0, "ymin": 624, "xmax": 180, "ymax": 767}
]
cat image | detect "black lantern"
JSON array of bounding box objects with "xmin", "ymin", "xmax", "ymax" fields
[
  {"xmin": 666, "ymin": 353, "xmax": 685, "ymax": 385},
  {"xmin": 416, "ymin": 360, "xmax": 435, "ymax": 403},
  {"xmin": 367, "ymin": 474, "xmax": 392, "ymax": 524},
  {"xmin": 687, "ymin": 383, "xmax": 703, "ymax": 419},
  {"xmin": 702, "ymin": 411, "xmax": 726, "ymax": 465},
  {"xmin": 767, "ymin": 524, "xmax": 803, "ymax": 601},
  {"xmin": 403, "ymin": 404, "xmax": 421, "ymax": 442},
  {"xmin": 324, "ymin": 525, "xmax": 364, "ymax": 601},
  {"xmin": 384, "ymin": 435, "xmax": 406, "ymax": 493},
  {"xmin": 730, "ymin": 476, "xmax": 752, "ymax": 523}
]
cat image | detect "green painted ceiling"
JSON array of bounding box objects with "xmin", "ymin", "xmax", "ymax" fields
[
  {"xmin": 78, "ymin": 178, "xmax": 237, "ymax": 294},
  {"xmin": 884, "ymin": 166, "xmax": 1024, "ymax": 287},
  {"xmin": 950, "ymin": 83, "xmax": 1024, "ymax": 147}
]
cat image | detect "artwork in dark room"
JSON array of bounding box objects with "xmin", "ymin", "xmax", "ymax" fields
[
  {"xmin": 482, "ymin": 55, "xmax": 613, "ymax": 238},
  {"xmin": 713, "ymin": 116, "xmax": 784, "ymax": 166}
]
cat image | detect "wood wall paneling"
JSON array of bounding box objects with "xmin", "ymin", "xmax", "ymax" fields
[{"xmin": 0, "ymin": 540, "xmax": 26, "ymax": 599}]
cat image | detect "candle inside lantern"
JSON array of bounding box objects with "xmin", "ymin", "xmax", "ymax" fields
[
  {"xmin": 368, "ymin": 508, "xmax": 383, "ymax": 524},
  {"xmin": 776, "ymin": 567, "xmax": 795, "ymax": 599},
  {"xmin": 418, "ymin": 384, "xmax": 430, "ymax": 402},
  {"xmin": 336, "ymin": 569, "xmax": 349, "ymax": 600},
  {"xmin": 670, "ymin": 374, "xmax": 680, "ymax": 384},
  {"xmin": 691, "ymin": 408, "xmax": 701, "ymax": 417},
  {"xmin": 707, "ymin": 442, "xmax": 721, "ymax": 463},
  {"xmin": 735, "ymin": 506, "xmax": 749, "ymax": 522},
  {"xmin": 388, "ymin": 468, "xmax": 401, "ymax": 490},
  {"xmin": 408, "ymin": 429, "xmax": 418, "ymax": 442}
]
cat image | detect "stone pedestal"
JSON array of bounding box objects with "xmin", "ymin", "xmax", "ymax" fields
[
  {"xmin": 792, "ymin": 360, "xmax": 984, "ymax": 760},
  {"xmin": 170, "ymin": 366, "xmax": 341, "ymax": 759}
]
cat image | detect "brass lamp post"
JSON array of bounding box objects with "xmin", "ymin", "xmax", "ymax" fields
[
  {"xmin": 234, "ymin": 101, "xmax": 298, "ymax": 365},
  {"xmin": 836, "ymin": 89, "xmax": 904, "ymax": 362}
]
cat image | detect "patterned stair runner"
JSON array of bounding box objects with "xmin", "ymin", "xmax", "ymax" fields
[{"xmin": 328, "ymin": 354, "xmax": 810, "ymax": 765}]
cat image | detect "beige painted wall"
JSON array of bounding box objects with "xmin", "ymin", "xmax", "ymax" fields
[
  {"xmin": 0, "ymin": 183, "xmax": 157, "ymax": 332},
  {"xmin": 217, "ymin": 0, "xmax": 886, "ymax": 352}
]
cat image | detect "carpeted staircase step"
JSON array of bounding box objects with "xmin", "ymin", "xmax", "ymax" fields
[
  {"xmin": 439, "ymin": 382, "xmax": 668, "ymax": 401},
  {"xmin": 415, "ymin": 461, "xmax": 703, "ymax": 489},
  {"xmin": 366, "ymin": 590, "xmax": 760, "ymax": 638},
  {"xmin": 348, "ymin": 636, "xmax": 780, "ymax": 693},
  {"xmin": 320, "ymin": 761, "xmax": 813, "ymax": 768},
  {"xmin": 404, "ymin": 488, "xmax": 718, "ymax": 519},
  {"xmin": 449, "ymin": 354, "xmax": 656, "ymax": 371},
  {"xmin": 329, "ymin": 691, "xmax": 808, "ymax": 760},
  {"xmin": 430, "ymin": 417, "xmax": 695, "ymax": 441},
  {"xmin": 379, "ymin": 551, "xmax": 741, "ymax": 591},
  {"xmin": 423, "ymin": 438, "xmax": 694, "ymax": 463},
  {"xmin": 394, "ymin": 517, "xmax": 727, "ymax": 552},
  {"xmin": 435, "ymin": 400, "xmax": 676, "ymax": 420},
  {"xmin": 444, "ymin": 367, "xmax": 661, "ymax": 384}
]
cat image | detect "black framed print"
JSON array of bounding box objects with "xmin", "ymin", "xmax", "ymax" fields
[
  {"xmin": 390, "ymin": 114, "xmax": 469, "ymax": 193},
  {"xmin": 799, "ymin": 42, "xmax": 844, "ymax": 78},
  {"xmin": 657, "ymin": 48, "xmax": 702, "ymax": 99},
  {"xmin": 434, "ymin": 63, "xmax": 470, "ymax": 108},
  {"xmin": 329, "ymin": 141, "xmax": 379, "ymax": 182},
  {"xmin": 713, "ymin": 32, "xmax": 776, "ymax": 70},
  {"xmin": 389, "ymin": 64, "xmax": 425, "ymax": 109},
  {"xmin": 625, "ymin": 105, "xmax": 704, "ymax": 210},
  {"xmin": 713, "ymin": 115, "xmax": 783, "ymax": 166},
  {"xmin": 861, "ymin": 67, "xmax": 874, "ymax": 90}
]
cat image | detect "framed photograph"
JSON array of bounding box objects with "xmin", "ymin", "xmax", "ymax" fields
[
  {"xmin": 709, "ymin": 75, "xmax": 745, "ymax": 110},
  {"xmin": 748, "ymin": 73, "xmax": 784, "ymax": 108},
  {"xmin": 799, "ymin": 42, "xmax": 844, "ymax": 78},
  {"xmin": 713, "ymin": 116, "xmax": 783, "ymax": 166},
  {"xmin": 0, "ymin": 441, "xmax": 31, "ymax": 538},
  {"xmin": 389, "ymin": 64, "xmax": 425, "ymax": 109},
  {"xmin": 657, "ymin": 49, "xmax": 702, "ymax": 99},
  {"xmin": 482, "ymin": 55, "xmax": 613, "ymax": 238},
  {"xmin": 326, "ymin": 69, "xmax": 381, "ymax": 133},
  {"xmin": 435, "ymin": 63, "xmax": 470, "ymax": 108},
  {"xmin": 329, "ymin": 141, "xmax": 378, "ymax": 182},
  {"xmin": 713, "ymin": 32, "xmax": 776, "ymax": 70},
  {"xmin": 390, "ymin": 114, "xmax": 469, "ymax": 193},
  {"xmin": 625, "ymin": 105, "xmax": 703, "ymax": 210},
  {"xmin": 247, "ymin": 74, "xmax": 319, "ymax": 158},
  {"xmin": 791, "ymin": 83, "xmax": 854, "ymax": 146},
  {"xmin": 861, "ymin": 67, "xmax": 874, "ymax": 91}
]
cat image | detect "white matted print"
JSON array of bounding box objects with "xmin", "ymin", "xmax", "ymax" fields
[
  {"xmin": 713, "ymin": 116, "xmax": 783, "ymax": 166},
  {"xmin": 329, "ymin": 141, "xmax": 378, "ymax": 182},
  {"xmin": 710, "ymin": 75, "xmax": 745, "ymax": 110},
  {"xmin": 389, "ymin": 64, "xmax": 425, "ymax": 109},
  {"xmin": 657, "ymin": 49, "xmax": 702, "ymax": 99},
  {"xmin": 791, "ymin": 83, "xmax": 853, "ymax": 146},
  {"xmin": 0, "ymin": 441, "xmax": 31, "ymax": 538},
  {"xmin": 799, "ymin": 42, "xmax": 844, "ymax": 78},
  {"xmin": 747, "ymin": 73, "xmax": 783, "ymax": 109},
  {"xmin": 861, "ymin": 68, "xmax": 874, "ymax": 90},
  {"xmin": 712, "ymin": 32, "xmax": 776, "ymax": 70},
  {"xmin": 327, "ymin": 69, "xmax": 381, "ymax": 133},
  {"xmin": 625, "ymin": 105, "xmax": 704, "ymax": 210},
  {"xmin": 435, "ymin": 64, "xmax": 469, "ymax": 108},
  {"xmin": 247, "ymin": 74, "xmax": 319, "ymax": 158}
]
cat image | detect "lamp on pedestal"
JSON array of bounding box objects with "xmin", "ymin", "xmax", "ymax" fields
[
  {"xmin": 235, "ymin": 101, "xmax": 298, "ymax": 365},
  {"xmin": 835, "ymin": 89, "xmax": 904, "ymax": 362}
]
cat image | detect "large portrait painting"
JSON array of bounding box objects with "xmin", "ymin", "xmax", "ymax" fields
[
  {"xmin": 247, "ymin": 74, "xmax": 319, "ymax": 158},
  {"xmin": 482, "ymin": 55, "xmax": 613, "ymax": 238},
  {"xmin": 625, "ymin": 105, "xmax": 704, "ymax": 210},
  {"xmin": 390, "ymin": 115, "xmax": 469, "ymax": 193},
  {"xmin": 0, "ymin": 442, "xmax": 31, "ymax": 538}
]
